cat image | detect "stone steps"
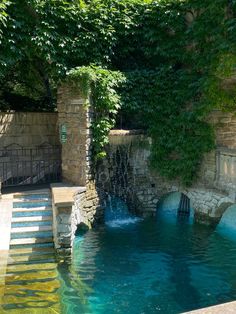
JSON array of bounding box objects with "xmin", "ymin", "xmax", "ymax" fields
[
  {"xmin": 7, "ymin": 253, "xmax": 56, "ymax": 265},
  {"xmin": 6, "ymin": 262, "xmax": 57, "ymax": 273},
  {"xmin": 1, "ymin": 190, "xmax": 60, "ymax": 312},
  {"xmin": 5, "ymin": 269, "xmax": 58, "ymax": 283},
  {"xmin": 3, "ymin": 278, "xmax": 60, "ymax": 293},
  {"xmin": 11, "ymin": 225, "xmax": 53, "ymax": 234},
  {"xmin": 13, "ymin": 201, "xmax": 52, "ymax": 209},
  {"xmin": 12, "ymin": 215, "xmax": 52, "ymax": 223},
  {"xmin": 11, "ymin": 215, "xmax": 53, "ymax": 228},
  {"xmin": 10, "ymin": 236, "xmax": 53, "ymax": 247},
  {"xmin": 12, "ymin": 206, "xmax": 52, "ymax": 215},
  {"xmin": 9, "ymin": 247, "xmax": 55, "ymax": 256},
  {"xmin": 13, "ymin": 196, "xmax": 52, "ymax": 202}
]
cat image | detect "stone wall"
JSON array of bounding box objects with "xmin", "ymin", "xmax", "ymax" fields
[
  {"xmin": 74, "ymin": 181, "xmax": 104, "ymax": 228},
  {"xmin": 51, "ymin": 182, "xmax": 104, "ymax": 254},
  {"xmin": 0, "ymin": 112, "xmax": 60, "ymax": 191},
  {"xmin": 0, "ymin": 112, "xmax": 59, "ymax": 148},
  {"xmin": 55, "ymin": 81, "xmax": 236, "ymax": 239},
  {"xmin": 96, "ymin": 111, "xmax": 236, "ymax": 224},
  {"xmin": 51, "ymin": 184, "xmax": 86, "ymax": 254}
]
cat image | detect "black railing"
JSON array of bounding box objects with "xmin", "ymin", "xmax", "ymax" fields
[{"xmin": 0, "ymin": 146, "xmax": 61, "ymax": 187}]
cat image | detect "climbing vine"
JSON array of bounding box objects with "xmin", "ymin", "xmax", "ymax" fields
[{"xmin": 67, "ymin": 66, "xmax": 125, "ymax": 160}]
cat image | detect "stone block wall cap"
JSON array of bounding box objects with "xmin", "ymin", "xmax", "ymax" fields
[
  {"xmin": 51, "ymin": 184, "xmax": 85, "ymax": 207},
  {"xmin": 55, "ymin": 201, "xmax": 74, "ymax": 207},
  {"xmin": 109, "ymin": 129, "xmax": 146, "ymax": 136}
]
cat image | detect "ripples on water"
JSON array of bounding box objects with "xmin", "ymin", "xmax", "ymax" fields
[{"xmin": 58, "ymin": 218, "xmax": 236, "ymax": 314}]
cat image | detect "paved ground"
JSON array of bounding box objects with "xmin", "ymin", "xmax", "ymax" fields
[
  {"xmin": 0, "ymin": 194, "xmax": 13, "ymax": 251},
  {"xmin": 0, "ymin": 193, "xmax": 13, "ymax": 304}
]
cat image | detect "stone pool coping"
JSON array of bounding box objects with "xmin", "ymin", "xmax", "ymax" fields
[
  {"xmin": 51, "ymin": 183, "xmax": 85, "ymax": 208},
  {"xmin": 184, "ymin": 301, "xmax": 236, "ymax": 313}
]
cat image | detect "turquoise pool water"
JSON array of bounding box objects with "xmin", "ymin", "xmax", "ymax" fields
[
  {"xmin": 58, "ymin": 216, "xmax": 236, "ymax": 314},
  {"xmin": 3, "ymin": 195, "xmax": 236, "ymax": 314}
]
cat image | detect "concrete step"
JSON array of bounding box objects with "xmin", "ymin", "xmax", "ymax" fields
[
  {"xmin": 7, "ymin": 253, "xmax": 55, "ymax": 265},
  {"xmin": 6, "ymin": 262, "xmax": 57, "ymax": 273},
  {"xmin": 4, "ymin": 278, "xmax": 60, "ymax": 293},
  {"xmin": 12, "ymin": 215, "xmax": 52, "ymax": 223},
  {"xmin": 2, "ymin": 292, "xmax": 59, "ymax": 304},
  {"xmin": 12, "ymin": 207, "xmax": 52, "ymax": 218},
  {"xmin": 10, "ymin": 237, "xmax": 53, "ymax": 246},
  {"xmin": 13, "ymin": 194, "xmax": 52, "ymax": 203},
  {"xmin": 13, "ymin": 206, "xmax": 52, "ymax": 212},
  {"xmin": 11, "ymin": 225, "xmax": 52, "ymax": 234},
  {"xmin": 13, "ymin": 189, "xmax": 50, "ymax": 197},
  {"xmin": 9, "ymin": 247, "xmax": 55, "ymax": 256},
  {"xmin": 13, "ymin": 201, "xmax": 52, "ymax": 208},
  {"xmin": 11, "ymin": 215, "xmax": 53, "ymax": 228},
  {"xmin": 11, "ymin": 232, "xmax": 53, "ymax": 240},
  {"xmin": 14, "ymin": 193, "xmax": 51, "ymax": 201},
  {"xmin": 5, "ymin": 269, "xmax": 58, "ymax": 283}
]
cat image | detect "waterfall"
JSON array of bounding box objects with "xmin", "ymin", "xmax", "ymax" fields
[
  {"xmin": 216, "ymin": 204, "xmax": 236, "ymax": 240},
  {"xmin": 104, "ymin": 195, "xmax": 141, "ymax": 227}
]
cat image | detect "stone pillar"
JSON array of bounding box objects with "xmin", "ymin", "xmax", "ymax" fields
[
  {"xmin": 57, "ymin": 84, "xmax": 92, "ymax": 185},
  {"xmin": 55, "ymin": 84, "xmax": 103, "ymax": 253}
]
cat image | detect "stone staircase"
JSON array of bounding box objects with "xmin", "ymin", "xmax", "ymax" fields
[{"xmin": 0, "ymin": 190, "xmax": 61, "ymax": 313}]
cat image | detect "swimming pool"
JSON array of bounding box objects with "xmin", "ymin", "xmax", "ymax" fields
[
  {"xmin": 58, "ymin": 216, "xmax": 236, "ymax": 313},
  {"xmin": 2, "ymin": 197, "xmax": 236, "ymax": 314}
]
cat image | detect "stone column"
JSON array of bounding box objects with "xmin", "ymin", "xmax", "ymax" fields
[
  {"xmin": 57, "ymin": 84, "xmax": 92, "ymax": 185},
  {"xmin": 55, "ymin": 84, "xmax": 103, "ymax": 253}
]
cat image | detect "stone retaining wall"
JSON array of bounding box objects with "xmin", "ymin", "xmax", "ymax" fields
[
  {"xmin": 0, "ymin": 112, "xmax": 59, "ymax": 148},
  {"xmin": 96, "ymin": 120, "xmax": 236, "ymax": 224},
  {"xmin": 51, "ymin": 184, "xmax": 86, "ymax": 254},
  {"xmin": 0, "ymin": 112, "xmax": 60, "ymax": 192}
]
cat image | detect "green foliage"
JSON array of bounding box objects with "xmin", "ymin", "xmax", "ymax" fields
[
  {"xmin": 67, "ymin": 66, "xmax": 125, "ymax": 160},
  {"xmin": 121, "ymin": 69, "xmax": 215, "ymax": 185},
  {"xmin": 0, "ymin": 1, "xmax": 9, "ymax": 33},
  {"xmin": 1, "ymin": 0, "xmax": 236, "ymax": 184}
]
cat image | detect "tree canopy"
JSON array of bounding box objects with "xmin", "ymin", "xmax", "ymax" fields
[{"xmin": 1, "ymin": 0, "xmax": 236, "ymax": 184}]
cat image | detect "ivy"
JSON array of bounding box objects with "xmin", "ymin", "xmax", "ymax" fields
[
  {"xmin": 67, "ymin": 65, "xmax": 125, "ymax": 160},
  {"xmin": 2, "ymin": 0, "xmax": 236, "ymax": 185},
  {"xmin": 120, "ymin": 69, "xmax": 215, "ymax": 186}
]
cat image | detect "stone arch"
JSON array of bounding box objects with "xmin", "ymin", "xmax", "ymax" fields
[
  {"xmin": 156, "ymin": 191, "xmax": 192, "ymax": 220},
  {"xmin": 214, "ymin": 201, "xmax": 234, "ymax": 221},
  {"xmin": 216, "ymin": 203, "xmax": 236, "ymax": 235},
  {"xmin": 157, "ymin": 191, "xmax": 181, "ymax": 212}
]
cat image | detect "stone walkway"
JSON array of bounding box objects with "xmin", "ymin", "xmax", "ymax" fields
[{"xmin": 0, "ymin": 193, "xmax": 13, "ymax": 308}]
